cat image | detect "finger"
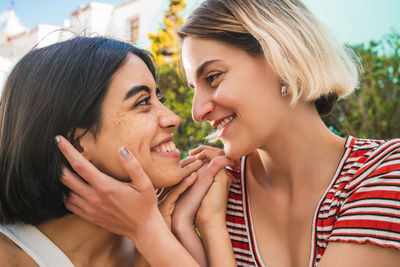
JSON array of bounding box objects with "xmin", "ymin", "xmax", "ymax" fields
[
  {"xmin": 181, "ymin": 159, "xmax": 203, "ymax": 178},
  {"xmin": 66, "ymin": 191, "xmax": 109, "ymax": 227},
  {"xmin": 175, "ymin": 171, "xmax": 214, "ymax": 212},
  {"xmin": 195, "ymin": 148, "xmax": 225, "ymax": 162},
  {"xmin": 179, "ymin": 156, "xmax": 197, "ymax": 168},
  {"xmin": 60, "ymin": 167, "xmax": 92, "ymax": 198},
  {"xmin": 55, "ymin": 135, "xmax": 105, "ymax": 185},
  {"xmin": 66, "ymin": 191, "xmax": 91, "ymax": 211},
  {"xmin": 119, "ymin": 146, "xmax": 153, "ymax": 192},
  {"xmin": 207, "ymin": 156, "xmax": 235, "ymax": 177},
  {"xmin": 158, "ymin": 173, "xmax": 197, "ymax": 212},
  {"xmin": 188, "ymin": 145, "xmax": 216, "ymax": 156},
  {"xmin": 64, "ymin": 199, "xmax": 93, "ymax": 223}
]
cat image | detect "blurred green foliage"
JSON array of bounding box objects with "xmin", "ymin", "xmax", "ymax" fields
[
  {"xmin": 324, "ymin": 32, "xmax": 400, "ymax": 139},
  {"xmin": 150, "ymin": 1, "xmax": 400, "ymax": 155},
  {"xmin": 148, "ymin": 0, "xmax": 213, "ymax": 157}
]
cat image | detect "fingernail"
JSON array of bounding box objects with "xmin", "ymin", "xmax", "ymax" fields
[
  {"xmin": 119, "ymin": 147, "xmax": 131, "ymax": 158},
  {"xmin": 195, "ymin": 159, "xmax": 203, "ymax": 165},
  {"xmin": 54, "ymin": 136, "xmax": 60, "ymax": 144}
]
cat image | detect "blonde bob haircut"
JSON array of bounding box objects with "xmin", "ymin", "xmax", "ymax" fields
[{"xmin": 179, "ymin": 0, "xmax": 361, "ymax": 115}]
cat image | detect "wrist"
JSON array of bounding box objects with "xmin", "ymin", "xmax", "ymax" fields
[
  {"xmin": 172, "ymin": 216, "xmax": 195, "ymax": 237},
  {"xmin": 171, "ymin": 209, "xmax": 195, "ymax": 231},
  {"xmin": 199, "ymin": 223, "xmax": 236, "ymax": 267},
  {"xmin": 131, "ymin": 212, "xmax": 200, "ymax": 267},
  {"xmin": 128, "ymin": 208, "xmax": 166, "ymax": 246},
  {"xmin": 196, "ymin": 216, "xmax": 226, "ymax": 233}
]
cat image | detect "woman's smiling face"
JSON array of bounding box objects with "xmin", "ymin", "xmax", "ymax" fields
[
  {"xmin": 182, "ymin": 37, "xmax": 290, "ymax": 160},
  {"xmin": 79, "ymin": 53, "xmax": 185, "ymax": 188}
]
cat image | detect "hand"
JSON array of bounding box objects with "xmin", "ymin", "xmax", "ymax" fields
[
  {"xmin": 196, "ymin": 166, "xmax": 233, "ymax": 231},
  {"xmin": 172, "ymin": 156, "xmax": 234, "ymax": 232},
  {"xmin": 188, "ymin": 146, "xmax": 236, "ymax": 231},
  {"xmin": 56, "ymin": 135, "xmax": 160, "ymax": 241},
  {"xmin": 57, "ymin": 137, "xmax": 202, "ymax": 267},
  {"xmin": 172, "ymin": 146, "xmax": 233, "ymax": 232},
  {"xmin": 171, "ymin": 149, "xmax": 234, "ymax": 267},
  {"xmin": 158, "ymin": 156, "xmax": 203, "ymax": 229},
  {"xmin": 57, "ymin": 135, "xmax": 198, "ymax": 245},
  {"xmin": 189, "ymin": 145, "xmax": 241, "ymax": 171}
]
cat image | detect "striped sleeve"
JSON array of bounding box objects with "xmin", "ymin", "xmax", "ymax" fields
[{"xmin": 327, "ymin": 140, "xmax": 400, "ymax": 249}]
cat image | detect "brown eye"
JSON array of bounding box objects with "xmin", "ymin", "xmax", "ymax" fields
[
  {"xmin": 134, "ymin": 96, "xmax": 151, "ymax": 107},
  {"xmin": 206, "ymin": 73, "xmax": 222, "ymax": 83}
]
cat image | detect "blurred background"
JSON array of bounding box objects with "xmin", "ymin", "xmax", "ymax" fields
[{"xmin": 1, "ymin": 0, "xmax": 399, "ymax": 155}]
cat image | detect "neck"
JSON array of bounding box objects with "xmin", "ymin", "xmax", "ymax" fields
[
  {"xmin": 37, "ymin": 214, "xmax": 134, "ymax": 266},
  {"xmin": 248, "ymin": 102, "xmax": 346, "ymax": 195}
]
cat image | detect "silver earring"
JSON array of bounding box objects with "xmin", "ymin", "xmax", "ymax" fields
[{"xmin": 280, "ymin": 80, "xmax": 287, "ymax": 97}]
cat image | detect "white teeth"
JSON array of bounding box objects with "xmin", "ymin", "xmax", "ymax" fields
[
  {"xmin": 170, "ymin": 142, "xmax": 176, "ymax": 151},
  {"xmin": 153, "ymin": 141, "xmax": 176, "ymax": 152},
  {"xmin": 217, "ymin": 115, "xmax": 235, "ymax": 130},
  {"xmin": 161, "ymin": 144, "xmax": 167, "ymax": 152}
]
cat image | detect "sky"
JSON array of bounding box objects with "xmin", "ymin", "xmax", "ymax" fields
[{"xmin": 1, "ymin": 0, "xmax": 400, "ymax": 45}]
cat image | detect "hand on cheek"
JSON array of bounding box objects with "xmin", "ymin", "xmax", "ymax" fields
[{"xmin": 56, "ymin": 135, "xmax": 163, "ymax": 242}]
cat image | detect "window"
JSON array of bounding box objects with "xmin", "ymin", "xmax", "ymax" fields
[{"xmin": 130, "ymin": 17, "xmax": 139, "ymax": 43}]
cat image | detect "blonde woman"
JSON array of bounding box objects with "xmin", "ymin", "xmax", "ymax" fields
[{"xmin": 58, "ymin": 0, "xmax": 400, "ymax": 266}]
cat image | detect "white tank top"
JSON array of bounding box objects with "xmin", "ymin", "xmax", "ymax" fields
[{"xmin": 0, "ymin": 224, "xmax": 75, "ymax": 267}]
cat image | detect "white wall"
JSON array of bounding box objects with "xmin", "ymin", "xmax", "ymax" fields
[
  {"xmin": 107, "ymin": 0, "xmax": 141, "ymax": 41},
  {"xmin": 0, "ymin": 0, "xmax": 166, "ymax": 88},
  {"xmin": 0, "ymin": 56, "xmax": 13, "ymax": 92}
]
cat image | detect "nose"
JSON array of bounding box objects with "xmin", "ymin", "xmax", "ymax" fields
[
  {"xmin": 159, "ymin": 104, "xmax": 180, "ymax": 130},
  {"xmin": 191, "ymin": 88, "xmax": 214, "ymax": 123}
]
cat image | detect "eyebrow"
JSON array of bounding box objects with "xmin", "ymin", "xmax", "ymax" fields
[
  {"xmin": 124, "ymin": 85, "xmax": 151, "ymax": 101},
  {"xmin": 188, "ymin": 59, "xmax": 221, "ymax": 88}
]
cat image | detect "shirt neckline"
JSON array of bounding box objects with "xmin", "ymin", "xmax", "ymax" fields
[{"xmin": 241, "ymin": 136, "xmax": 355, "ymax": 267}]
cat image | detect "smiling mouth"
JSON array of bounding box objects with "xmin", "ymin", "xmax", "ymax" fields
[
  {"xmin": 216, "ymin": 114, "xmax": 236, "ymax": 131},
  {"xmin": 152, "ymin": 141, "xmax": 177, "ymax": 152}
]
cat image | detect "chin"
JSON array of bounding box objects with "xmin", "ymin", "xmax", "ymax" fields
[{"xmin": 224, "ymin": 145, "xmax": 243, "ymax": 161}]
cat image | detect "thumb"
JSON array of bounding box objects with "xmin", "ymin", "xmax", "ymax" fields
[{"xmin": 119, "ymin": 147, "xmax": 153, "ymax": 192}]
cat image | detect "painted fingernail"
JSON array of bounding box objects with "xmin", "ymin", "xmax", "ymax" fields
[
  {"xmin": 54, "ymin": 136, "xmax": 60, "ymax": 144},
  {"xmin": 119, "ymin": 147, "xmax": 131, "ymax": 158}
]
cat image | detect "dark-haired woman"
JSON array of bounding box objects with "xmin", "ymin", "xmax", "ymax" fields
[
  {"xmin": 0, "ymin": 36, "xmax": 218, "ymax": 266},
  {"xmin": 56, "ymin": 0, "xmax": 400, "ymax": 266}
]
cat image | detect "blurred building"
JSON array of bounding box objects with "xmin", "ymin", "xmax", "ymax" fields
[{"xmin": 0, "ymin": 0, "xmax": 165, "ymax": 89}]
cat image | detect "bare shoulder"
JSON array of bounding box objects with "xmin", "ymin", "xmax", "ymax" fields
[
  {"xmin": 318, "ymin": 241, "xmax": 400, "ymax": 267},
  {"xmin": 0, "ymin": 232, "xmax": 38, "ymax": 267}
]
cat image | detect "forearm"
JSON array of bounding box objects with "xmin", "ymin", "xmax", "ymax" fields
[
  {"xmin": 199, "ymin": 224, "xmax": 236, "ymax": 267},
  {"xmin": 131, "ymin": 213, "xmax": 200, "ymax": 267},
  {"xmin": 173, "ymin": 223, "xmax": 208, "ymax": 267}
]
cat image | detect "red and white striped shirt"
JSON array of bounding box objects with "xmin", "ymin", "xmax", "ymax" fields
[{"xmin": 226, "ymin": 136, "xmax": 400, "ymax": 267}]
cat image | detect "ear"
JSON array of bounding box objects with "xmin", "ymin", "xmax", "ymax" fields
[{"xmin": 70, "ymin": 128, "xmax": 95, "ymax": 160}]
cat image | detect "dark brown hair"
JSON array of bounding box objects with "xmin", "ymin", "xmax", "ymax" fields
[{"xmin": 0, "ymin": 37, "xmax": 156, "ymax": 225}]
